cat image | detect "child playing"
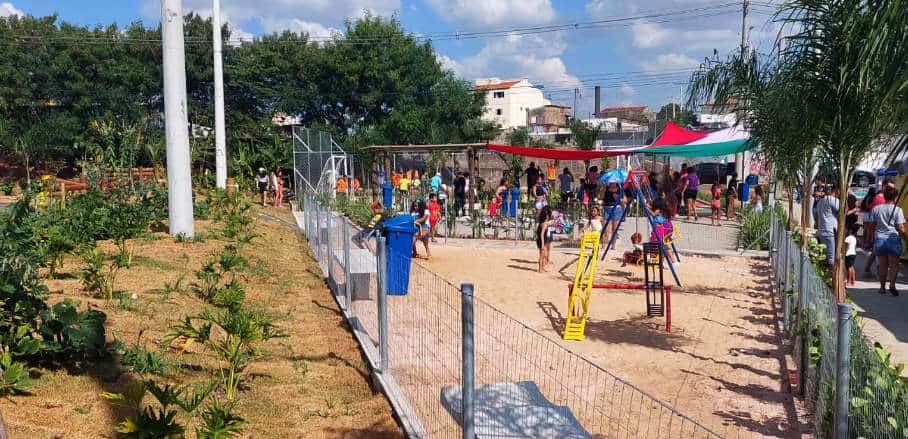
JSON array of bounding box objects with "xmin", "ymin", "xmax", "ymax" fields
[
  {"xmin": 411, "ymin": 200, "xmax": 431, "ymax": 259},
  {"xmin": 710, "ymin": 183, "xmax": 722, "ymax": 226},
  {"xmin": 428, "ymin": 194, "xmax": 441, "ymax": 243},
  {"xmin": 356, "ymin": 201, "xmax": 385, "ymax": 246},
  {"xmin": 845, "ymin": 223, "xmax": 858, "ymax": 287},
  {"xmin": 622, "ymin": 232, "xmax": 644, "ymax": 266},
  {"xmin": 536, "ymin": 206, "xmax": 554, "ymax": 273}
]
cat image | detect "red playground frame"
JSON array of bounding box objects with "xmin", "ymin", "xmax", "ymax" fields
[{"xmin": 567, "ymin": 283, "xmax": 672, "ymax": 333}]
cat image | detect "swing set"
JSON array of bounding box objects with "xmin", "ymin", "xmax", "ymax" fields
[{"xmin": 563, "ymin": 169, "xmax": 681, "ymax": 341}]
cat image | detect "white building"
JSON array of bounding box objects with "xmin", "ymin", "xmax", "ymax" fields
[{"xmin": 473, "ymin": 78, "xmax": 549, "ymax": 129}]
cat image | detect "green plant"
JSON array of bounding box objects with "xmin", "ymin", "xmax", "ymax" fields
[
  {"xmin": 102, "ymin": 379, "xmax": 217, "ymax": 438},
  {"xmin": 80, "ymin": 247, "xmax": 124, "ymax": 301},
  {"xmin": 740, "ymin": 206, "xmax": 770, "ymax": 250},
  {"xmin": 119, "ymin": 344, "xmax": 171, "ymax": 377},
  {"xmin": 168, "ymin": 306, "xmax": 285, "ymax": 400},
  {"xmin": 0, "ymin": 347, "xmax": 32, "ymax": 396},
  {"xmin": 209, "ymin": 190, "xmax": 256, "ymax": 245},
  {"xmin": 38, "ymin": 300, "xmax": 107, "ymax": 357},
  {"xmin": 159, "ymin": 275, "xmax": 186, "ymax": 301},
  {"xmin": 193, "ymin": 246, "xmax": 246, "ymax": 307},
  {"xmin": 197, "ymin": 400, "xmax": 245, "ymax": 438}
]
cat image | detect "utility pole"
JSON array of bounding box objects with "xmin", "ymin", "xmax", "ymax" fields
[
  {"xmin": 736, "ymin": 0, "xmax": 749, "ymax": 178},
  {"xmin": 212, "ymin": 0, "xmax": 227, "ymax": 189},
  {"xmin": 162, "ymin": 0, "xmax": 195, "ymax": 237},
  {"xmin": 573, "ymin": 88, "xmax": 579, "ymax": 121}
]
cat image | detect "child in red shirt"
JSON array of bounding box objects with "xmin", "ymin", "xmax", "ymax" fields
[{"xmin": 428, "ymin": 193, "xmax": 442, "ymax": 242}]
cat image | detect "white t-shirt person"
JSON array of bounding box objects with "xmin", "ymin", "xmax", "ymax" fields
[{"xmin": 844, "ymin": 234, "xmax": 857, "ymax": 256}]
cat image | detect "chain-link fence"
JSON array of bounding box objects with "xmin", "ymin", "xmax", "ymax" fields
[
  {"xmin": 299, "ymin": 195, "xmax": 727, "ymax": 438},
  {"xmin": 770, "ymin": 212, "xmax": 908, "ymax": 438}
]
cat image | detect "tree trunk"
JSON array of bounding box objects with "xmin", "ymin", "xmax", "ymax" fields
[
  {"xmin": 788, "ymin": 186, "xmax": 795, "ymax": 229},
  {"xmin": 801, "ymin": 178, "xmax": 811, "ymax": 252}
]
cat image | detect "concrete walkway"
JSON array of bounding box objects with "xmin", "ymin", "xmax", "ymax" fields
[{"xmin": 847, "ymin": 250, "xmax": 908, "ymax": 374}]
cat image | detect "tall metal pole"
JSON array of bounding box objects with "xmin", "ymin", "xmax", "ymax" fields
[
  {"xmin": 376, "ymin": 237, "xmax": 389, "ymax": 372},
  {"xmin": 162, "ymin": 0, "xmax": 195, "ymax": 237},
  {"xmin": 736, "ymin": 0, "xmax": 749, "ymax": 177},
  {"xmin": 461, "ymin": 283, "xmax": 475, "ymax": 439},
  {"xmin": 212, "ymin": 0, "xmax": 227, "ymax": 189},
  {"xmin": 835, "ymin": 303, "xmax": 853, "ymax": 439}
]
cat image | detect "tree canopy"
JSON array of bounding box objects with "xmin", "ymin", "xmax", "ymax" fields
[{"xmin": 0, "ymin": 13, "xmax": 495, "ymax": 179}]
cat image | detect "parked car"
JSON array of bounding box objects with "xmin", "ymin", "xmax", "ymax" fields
[{"xmin": 694, "ymin": 162, "xmax": 732, "ymax": 185}]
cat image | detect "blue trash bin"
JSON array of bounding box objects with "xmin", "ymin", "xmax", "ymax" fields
[
  {"xmin": 383, "ymin": 215, "xmax": 418, "ymax": 296},
  {"xmin": 382, "ymin": 183, "xmax": 393, "ymax": 210},
  {"xmin": 508, "ymin": 187, "xmax": 520, "ymax": 218},
  {"xmin": 741, "ymin": 174, "xmax": 758, "ymax": 203}
]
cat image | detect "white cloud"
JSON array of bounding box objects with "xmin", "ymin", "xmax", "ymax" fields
[
  {"xmin": 620, "ymin": 83, "xmax": 635, "ymax": 97},
  {"xmin": 144, "ymin": 0, "xmax": 398, "ymax": 36},
  {"xmin": 446, "ymin": 32, "xmax": 580, "ymax": 90},
  {"xmin": 0, "ymin": 2, "xmax": 23, "ymax": 17},
  {"xmin": 436, "ymin": 54, "xmax": 464, "ymax": 75},
  {"xmin": 631, "ymin": 22, "xmax": 669, "ymax": 49},
  {"xmin": 640, "ymin": 53, "xmax": 701, "ymax": 72},
  {"xmin": 427, "ymin": 0, "xmax": 556, "ymax": 28}
]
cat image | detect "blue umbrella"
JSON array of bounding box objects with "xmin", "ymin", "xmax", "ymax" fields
[{"xmin": 598, "ymin": 168, "xmax": 628, "ymax": 184}]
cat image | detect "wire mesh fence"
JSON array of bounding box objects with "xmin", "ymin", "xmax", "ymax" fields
[
  {"xmin": 299, "ymin": 195, "xmax": 728, "ymax": 439},
  {"xmin": 769, "ymin": 213, "xmax": 908, "ymax": 438}
]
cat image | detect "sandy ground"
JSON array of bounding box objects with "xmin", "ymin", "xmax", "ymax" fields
[
  {"xmin": 0, "ymin": 213, "xmax": 402, "ymax": 438},
  {"xmin": 417, "ymin": 241, "xmax": 803, "ymax": 438}
]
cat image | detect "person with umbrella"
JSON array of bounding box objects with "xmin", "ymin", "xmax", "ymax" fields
[{"xmin": 599, "ymin": 168, "xmax": 629, "ymax": 245}]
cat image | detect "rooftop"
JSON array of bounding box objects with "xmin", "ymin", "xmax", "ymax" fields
[{"xmin": 472, "ymin": 80, "xmax": 521, "ymax": 92}]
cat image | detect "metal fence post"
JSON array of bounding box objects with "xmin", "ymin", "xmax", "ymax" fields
[
  {"xmin": 799, "ymin": 249, "xmax": 810, "ymax": 397},
  {"xmin": 376, "ymin": 237, "xmax": 389, "ymax": 372},
  {"xmin": 784, "ymin": 231, "xmax": 793, "ymax": 292},
  {"xmin": 835, "ymin": 303, "xmax": 853, "ymax": 439},
  {"xmin": 461, "ymin": 283, "xmax": 475, "ymax": 439},
  {"xmin": 315, "ymin": 202, "xmax": 322, "ymax": 265},
  {"xmin": 326, "ymin": 212, "xmax": 334, "ymax": 281},
  {"xmin": 342, "ymin": 218, "xmax": 352, "ymax": 311}
]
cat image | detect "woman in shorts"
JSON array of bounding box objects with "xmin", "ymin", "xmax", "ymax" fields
[
  {"xmin": 255, "ymin": 168, "xmax": 269, "ymax": 206},
  {"xmin": 680, "ymin": 168, "xmax": 700, "ymax": 221},
  {"xmin": 872, "ymin": 186, "xmax": 905, "ymax": 296}
]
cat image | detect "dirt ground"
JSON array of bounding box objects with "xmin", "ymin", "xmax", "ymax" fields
[
  {"xmin": 0, "ymin": 209, "xmax": 402, "ymax": 438},
  {"xmin": 419, "ymin": 241, "xmax": 803, "ymax": 438}
]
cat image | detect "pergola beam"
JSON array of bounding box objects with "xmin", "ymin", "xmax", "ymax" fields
[{"xmin": 365, "ymin": 143, "xmax": 489, "ymax": 153}]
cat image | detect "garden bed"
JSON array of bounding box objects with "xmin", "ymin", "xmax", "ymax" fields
[{"xmin": 0, "ymin": 201, "xmax": 401, "ymax": 438}]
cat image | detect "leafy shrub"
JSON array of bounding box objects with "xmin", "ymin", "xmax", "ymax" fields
[
  {"xmin": 0, "ymin": 348, "xmax": 32, "ymax": 396},
  {"xmin": 197, "ymin": 400, "xmax": 245, "ymax": 438},
  {"xmin": 118, "ymin": 344, "xmax": 171, "ymax": 377},
  {"xmin": 740, "ymin": 205, "xmax": 770, "ymax": 250},
  {"xmin": 80, "ymin": 247, "xmax": 124, "ymax": 301},
  {"xmin": 193, "ymin": 246, "xmax": 246, "ymax": 308},
  {"xmin": 38, "ymin": 300, "xmax": 107, "ymax": 357},
  {"xmin": 168, "ymin": 306, "xmax": 285, "ymax": 400},
  {"xmin": 102, "ymin": 379, "xmax": 218, "ymax": 438},
  {"xmin": 209, "ymin": 190, "xmax": 256, "ymax": 245}
]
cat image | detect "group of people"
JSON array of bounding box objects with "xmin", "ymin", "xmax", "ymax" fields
[
  {"xmin": 335, "ymin": 175, "xmax": 361, "ymax": 194},
  {"xmin": 255, "ymin": 167, "xmax": 286, "ymax": 208},
  {"xmin": 814, "ymin": 178, "xmax": 906, "ymax": 295}
]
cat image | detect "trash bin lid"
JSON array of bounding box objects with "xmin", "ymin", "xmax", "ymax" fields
[
  {"xmin": 382, "ymin": 183, "xmax": 393, "ymax": 189},
  {"xmin": 383, "ymin": 214, "xmax": 418, "ymax": 234}
]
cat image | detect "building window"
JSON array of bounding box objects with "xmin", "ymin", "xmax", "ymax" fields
[
  {"xmin": 495, "ymin": 109, "xmax": 503, "ymax": 116},
  {"xmin": 493, "ymin": 91, "xmax": 505, "ymax": 99}
]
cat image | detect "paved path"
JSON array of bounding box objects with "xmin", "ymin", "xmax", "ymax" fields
[{"xmin": 847, "ymin": 250, "xmax": 908, "ymax": 375}]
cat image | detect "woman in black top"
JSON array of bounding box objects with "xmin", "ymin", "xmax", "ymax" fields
[
  {"xmin": 536, "ymin": 206, "xmax": 554, "ymax": 272},
  {"xmin": 726, "ymin": 172, "xmax": 738, "ymax": 220}
]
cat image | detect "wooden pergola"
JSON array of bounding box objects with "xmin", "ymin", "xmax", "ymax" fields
[{"xmin": 366, "ymin": 143, "xmax": 490, "ymax": 213}]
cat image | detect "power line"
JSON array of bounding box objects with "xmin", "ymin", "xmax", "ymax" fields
[{"xmin": 0, "ymin": 1, "xmax": 781, "ymax": 47}]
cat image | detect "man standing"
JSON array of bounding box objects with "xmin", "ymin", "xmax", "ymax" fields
[
  {"xmin": 814, "ymin": 187, "xmax": 841, "ymax": 267},
  {"xmin": 454, "ymin": 172, "xmax": 467, "ymax": 217},
  {"xmin": 525, "ymin": 162, "xmax": 540, "ymax": 189},
  {"xmin": 558, "ymin": 168, "xmax": 573, "ymax": 211}
]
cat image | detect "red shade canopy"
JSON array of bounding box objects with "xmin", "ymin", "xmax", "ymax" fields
[
  {"xmin": 651, "ymin": 121, "xmax": 708, "ymax": 147},
  {"xmin": 488, "ymin": 143, "xmax": 621, "ymax": 160}
]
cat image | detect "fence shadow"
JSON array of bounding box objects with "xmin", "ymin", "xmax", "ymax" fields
[{"xmin": 537, "ymin": 301, "xmax": 690, "ymax": 351}]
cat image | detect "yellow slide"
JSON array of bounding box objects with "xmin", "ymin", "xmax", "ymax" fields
[{"xmin": 563, "ymin": 232, "xmax": 601, "ymax": 341}]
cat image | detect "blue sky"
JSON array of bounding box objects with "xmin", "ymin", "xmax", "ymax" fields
[{"xmin": 3, "ymin": 0, "xmax": 781, "ymax": 116}]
